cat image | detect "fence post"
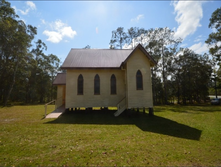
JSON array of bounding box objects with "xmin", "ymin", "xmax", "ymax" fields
[
  {"xmin": 45, "ymin": 105, "xmax": 47, "ymax": 117},
  {"xmin": 44, "ymin": 100, "xmax": 56, "ymax": 118}
]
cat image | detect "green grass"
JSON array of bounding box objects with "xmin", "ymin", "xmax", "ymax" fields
[{"xmin": 0, "ymin": 105, "xmax": 221, "ymax": 166}]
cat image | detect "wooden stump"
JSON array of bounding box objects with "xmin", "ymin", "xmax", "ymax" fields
[{"xmin": 149, "ymin": 107, "xmax": 154, "ymax": 116}]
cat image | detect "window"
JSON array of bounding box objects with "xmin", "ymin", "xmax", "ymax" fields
[
  {"xmin": 136, "ymin": 70, "xmax": 143, "ymax": 90},
  {"xmin": 110, "ymin": 74, "xmax": 116, "ymax": 95},
  {"xmin": 94, "ymin": 74, "xmax": 100, "ymax": 95},
  {"xmin": 77, "ymin": 74, "xmax": 83, "ymax": 95}
]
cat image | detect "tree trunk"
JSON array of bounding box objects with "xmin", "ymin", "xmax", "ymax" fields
[
  {"xmin": 162, "ymin": 54, "xmax": 168, "ymax": 104},
  {"xmin": 4, "ymin": 60, "xmax": 19, "ymax": 106},
  {"xmin": 151, "ymin": 69, "xmax": 156, "ymax": 105},
  {"xmin": 177, "ymin": 83, "xmax": 180, "ymax": 104}
]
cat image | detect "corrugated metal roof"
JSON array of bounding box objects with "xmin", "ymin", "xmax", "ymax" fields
[
  {"xmin": 61, "ymin": 49, "xmax": 133, "ymax": 69},
  {"xmin": 61, "ymin": 44, "xmax": 156, "ymax": 69},
  {"xmin": 53, "ymin": 73, "xmax": 66, "ymax": 85}
]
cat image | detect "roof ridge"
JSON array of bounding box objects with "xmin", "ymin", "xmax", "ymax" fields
[{"xmin": 71, "ymin": 48, "xmax": 133, "ymax": 50}]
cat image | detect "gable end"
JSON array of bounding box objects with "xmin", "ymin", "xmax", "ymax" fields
[{"xmin": 121, "ymin": 43, "xmax": 157, "ymax": 67}]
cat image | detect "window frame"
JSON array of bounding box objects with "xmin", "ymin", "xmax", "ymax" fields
[
  {"xmin": 94, "ymin": 74, "xmax": 100, "ymax": 95},
  {"xmin": 77, "ymin": 74, "xmax": 84, "ymax": 95},
  {"xmin": 136, "ymin": 70, "xmax": 143, "ymax": 90},
  {"xmin": 110, "ymin": 74, "xmax": 117, "ymax": 95}
]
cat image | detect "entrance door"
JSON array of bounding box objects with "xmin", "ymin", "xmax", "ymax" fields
[{"xmin": 62, "ymin": 86, "xmax": 66, "ymax": 105}]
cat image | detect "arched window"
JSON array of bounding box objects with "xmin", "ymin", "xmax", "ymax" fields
[
  {"xmin": 136, "ymin": 70, "xmax": 143, "ymax": 90},
  {"xmin": 110, "ymin": 74, "xmax": 116, "ymax": 95},
  {"xmin": 77, "ymin": 74, "xmax": 83, "ymax": 95},
  {"xmin": 94, "ymin": 74, "xmax": 100, "ymax": 95}
]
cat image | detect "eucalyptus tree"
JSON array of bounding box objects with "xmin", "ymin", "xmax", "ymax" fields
[
  {"xmin": 206, "ymin": 7, "xmax": 221, "ymax": 98},
  {"xmin": 47, "ymin": 53, "xmax": 60, "ymax": 101},
  {"xmin": 127, "ymin": 27, "xmax": 139, "ymax": 48},
  {"xmin": 139, "ymin": 27, "xmax": 181, "ymax": 104},
  {"xmin": 29, "ymin": 40, "xmax": 60, "ymax": 103},
  {"xmin": 109, "ymin": 27, "xmax": 182, "ymax": 104},
  {"xmin": 0, "ymin": 0, "xmax": 37, "ymax": 105},
  {"xmin": 171, "ymin": 48, "xmax": 212, "ymax": 104},
  {"xmin": 205, "ymin": 7, "xmax": 221, "ymax": 64},
  {"xmin": 109, "ymin": 27, "xmax": 128, "ymax": 49}
]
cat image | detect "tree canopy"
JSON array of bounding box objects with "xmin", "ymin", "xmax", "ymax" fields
[
  {"xmin": 0, "ymin": 0, "xmax": 60, "ymax": 105},
  {"xmin": 205, "ymin": 7, "xmax": 221, "ymax": 63},
  {"xmin": 109, "ymin": 26, "xmax": 213, "ymax": 104},
  {"xmin": 109, "ymin": 27, "xmax": 128, "ymax": 49},
  {"xmin": 1, "ymin": 0, "xmax": 219, "ymax": 105}
]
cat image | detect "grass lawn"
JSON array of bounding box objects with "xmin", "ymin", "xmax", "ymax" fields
[{"xmin": 0, "ymin": 105, "xmax": 221, "ymax": 166}]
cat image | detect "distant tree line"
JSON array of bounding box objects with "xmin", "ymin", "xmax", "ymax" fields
[
  {"xmin": 1, "ymin": 0, "xmax": 220, "ymax": 106},
  {"xmin": 0, "ymin": 0, "xmax": 60, "ymax": 106},
  {"xmin": 109, "ymin": 7, "xmax": 221, "ymax": 104}
]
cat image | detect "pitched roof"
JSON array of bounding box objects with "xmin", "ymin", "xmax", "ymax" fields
[
  {"xmin": 122, "ymin": 44, "xmax": 157, "ymax": 67},
  {"xmin": 61, "ymin": 44, "xmax": 156, "ymax": 69},
  {"xmin": 53, "ymin": 73, "xmax": 66, "ymax": 85}
]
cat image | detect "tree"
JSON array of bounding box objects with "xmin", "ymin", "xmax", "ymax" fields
[
  {"xmin": 205, "ymin": 7, "xmax": 221, "ymax": 63},
  {"xmin": 46, "ymin": 53, "xmax": 60, "ymax": 101},
  {"xmin": 0, "ymin": 0, "xmax": 37, "ymax": 105},
  {"xmin": 28, "ymin": 40, "xmax": 60, "ymax": 103},
  {"xmin": 0, "ymin": 0, "xmax": 61, "ymax": 105},
  {"xmin": 143, "ymin": 28, "xmax": 181, "ymax": 104},
  {"xmin": 84, "ymin": 45, "xmax": 91, "ymax": 49},
  {"xmin": 108, "ymin": 26, "xmax": 213, "ymax": 104},
  {"xmin": 210, "ymin": 68, "xmax": 221, "ymax": 98},
  {"xmin": 127, "ymin": 27, "xmax": 139, "ymax": 48},
  {"xmin": 109, "ymin": 27, "xmax": 128, "ymax": 49},
  {"xmin": 170, "ymin": 48, "xmax": 212, "ymax": 104}
]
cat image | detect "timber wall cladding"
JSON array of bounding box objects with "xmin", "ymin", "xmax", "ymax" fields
[
  {"xmin": 66, "ymin": 69, "xmax": 126, "ymax": 108},
  {"xmin": 126, "ymin": 49, "xmax": 153, "ymax": 108},
  {"xmin": 56, "ymin": 85, "xmax": 64, "ymax": 108}
]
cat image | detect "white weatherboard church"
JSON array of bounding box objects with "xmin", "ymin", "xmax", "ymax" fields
[{"xmin": 53, "ymin": 44, "xmax": 156, "ymax": 116}]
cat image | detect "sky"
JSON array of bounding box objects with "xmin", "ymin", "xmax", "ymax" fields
[{"xmin": 9, "ymin": 0, "xmax": 220, "ymax": 63}]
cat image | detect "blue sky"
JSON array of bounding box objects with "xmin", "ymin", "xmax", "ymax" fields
[{"xmin": 9, "ymin": 1, "xmax": 220, "ymax": 63}]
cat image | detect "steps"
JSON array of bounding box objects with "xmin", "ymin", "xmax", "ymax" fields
[
  {"xmin": 114, "ymin": 97, "xmax": 126, "ymax": 117},
  {"xmin": 45, "ymin": 105, "xmax": 65, "ymax": 118},
  {"xmin": 114, "ymin": 104, "xmax": 126, "ymax": 117}
]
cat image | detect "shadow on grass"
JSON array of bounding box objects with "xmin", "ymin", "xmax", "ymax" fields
[
  {"xmin": 155, "ymin": 105, "xmax": 221, "ymax": 113},
  {"xmin": 45, "ymin": 110, "xmax": 201, "ymax": 141}
]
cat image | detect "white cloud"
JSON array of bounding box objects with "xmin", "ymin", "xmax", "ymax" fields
[
  {"xmin": 12, "ymin": 6, "xmax": 16, "ymax": 11},
  {"xmin": 212, "ymin": 27, "xmax": 217, "ymax": 33},
  {"xmin": 131, "ymin": 14, "xmax": 144, "ymax": 23},
  {"xmin": 61, "ymin": 26, "xmax": 77, "ymax": 38},
  {"xmin": 13, "ymin": 5, "xmax": 28, "ymax": 15},
  {"xmin": 123, "ymin": 43, "xmax": 133, "ymax": 49},
  {"xmin": 19, "ymin": 9, "xmax": 30, "ymax": 15},
  {"xmin": 194, "ymin": 35, "xmax": 203, "ymax": 42},
  {"xmin": 26, "ymin": 1, "xmax": 36, "ymax": 10},
  {"xmin": 43, "ymin": 20, "xmax": 77, "ymax": 43},
  {"xmin": 173, "ymin": 1, "xmax": 203, "ymax": 40},
  {"xmin": 54, "ymin": 20, "xmax": 65, "ymax": 30},
  {"xmin": 41, "ymin": 19, "xmax": 46, "ymax": 24},
  {"xmin": 180, "ymin": 43, "xmax": 187, "ymax": 48},
  {"xmin": 189, "ymin": 42, "xmax": 209, "ymax": 54},
  {"xmin": 96, "ymin": 27, "xmax": 99, "ymax": 34},
  {"xmin": 43, "ymin": 31, "xmax": 62, "ymax": 43},
  {"xmin": 13, "ymin": 1, "xmax": 36, "ymax": 15}
]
